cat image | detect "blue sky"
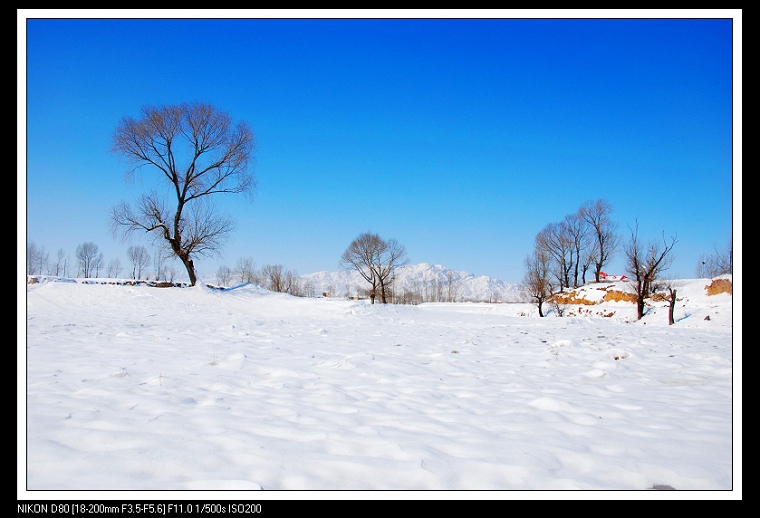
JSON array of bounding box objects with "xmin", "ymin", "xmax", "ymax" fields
[{"xmin": 20, "ymin": 11, "xmax": 740, "ymax": 284}]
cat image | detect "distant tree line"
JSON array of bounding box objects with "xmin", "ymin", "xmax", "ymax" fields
[
  {"xmin": 26, "ymin": 241, "xmax": 177, "ymax": 283},
  {"xmin": 214, "ymin": 257, "xmax": 312, "ymax": 297},
  {"xmin": 397, "ymin": 271, "xmax": 465, "ymax": 304},
  {"xmin": 696, "ymin": 238, "xmax": 733, "ymax": 278}
]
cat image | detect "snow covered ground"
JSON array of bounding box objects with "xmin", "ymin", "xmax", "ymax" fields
[{"xmin": 21, "ymin": 275, "xmax": 739, "ymax": 498}]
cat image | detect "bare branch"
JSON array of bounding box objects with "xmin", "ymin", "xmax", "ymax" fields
[{"xmin": 110, "ymin": 102, "xmax": 256, "ymax": 285}]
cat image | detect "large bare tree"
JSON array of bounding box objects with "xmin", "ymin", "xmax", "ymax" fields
[
  {"xmin": 563, "ymin": 212, "xmax": 590, "ymax": 288},
  {"xmin": 374, "ymin": 237, "xmax": 407, "ymax": 303},
  {"xmin": 340, "ymin": 232, "xmax": 382, "ymax": 304},
  {"xmin": 579, "ymin": 199, "xmax": 620, "ymax": 283},
  {"xmin": 340, "ymin": 232, "xmax": 407, "ymax": 304},
  {"xmin": 535, "ymin": 222, "xmax": 574, "ymax": 290},
  {"xmin": 110, "ymin": 102, "xmax": 256, "ymax": 286},
  {"xmin": 624, "ymin": 221, "xmax": 678, "ymax": 320}
]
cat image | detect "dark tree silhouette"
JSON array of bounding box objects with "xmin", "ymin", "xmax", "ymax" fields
[
  {"xmin": 579, "ymin": 199, "xmax": 620, "ymax": 283},
  {"xmin": 110, "ymin": 102, "xmax": 256, "ymax": 286},
  {"xmin": 75, "ymin": 242, "xmax": 103, "ymax": 278},
  {"xmin": 524, "ymin": 249, "xmax": 555, "ymax": 317},
  {"xmin": 624, "ymin": 222, "xmax": 678, "ymax": 320},
  {"xmin": 340, "ymin": 232, "xmax": 407, "ymax": 304}
]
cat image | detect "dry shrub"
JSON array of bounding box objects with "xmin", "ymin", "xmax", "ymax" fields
[{"xmin": 706, "ymin": 278, "xmax": 732, "ymax": 296}]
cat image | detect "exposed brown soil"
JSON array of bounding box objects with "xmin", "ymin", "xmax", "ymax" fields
[
  {"xmin": 550, "ymin": 277, "xmax": 732, "ymax": 306},
  {"xmin": 603, "ymin": 290, "xmax": 638, "ymax": 303},
  {"xmin": 549, "ymin": 291, "xmax": 598, "ymax": 305},
  {"xmin": 706, "ymin": 278, "xmax": 732, "ymax": 296},
  {"xmin": 549, "ymin": 287, "xmax": 638, "ymax": 305}
]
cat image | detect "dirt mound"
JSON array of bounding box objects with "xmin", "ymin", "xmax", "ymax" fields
[
  {"xmin": 550, "ymin": 277, "xmax": 732, "ymax": 306},
  {"xmin": 603, "ymin": 290, "xmax": 638, "ymax": 303},
  {"xmin": 706, "ymin": 278, "xmax": 732, "ymax": 296},
  {"xmin": 549, "ymin": 292, "xmax": 598, "ymax": 305},
  {"xmin": 550, "ymin": 288, "xmax": 637, "ymax": 305}
]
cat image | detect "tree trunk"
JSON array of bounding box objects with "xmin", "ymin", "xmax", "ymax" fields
[
  {"xmin": 637, "ymin": 297, "xmax": 645, "ymax": 320},
  {"xmin": 179, "ymin": 256, "xmax": 197, "ymax": 286},
  {"xmin": 668, "ymin": 289, "xmax": 676, "ymax": 325},
  {"xmin": 379, "ymin": 282, "xmax": 388, "ymax": 304}
]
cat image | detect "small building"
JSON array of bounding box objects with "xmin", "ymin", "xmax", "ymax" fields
[{"xmin": 599, "ymin": 271, "xmax": 629, "ymax": 282}]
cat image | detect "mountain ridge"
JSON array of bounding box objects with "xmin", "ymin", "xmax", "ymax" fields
[{"xmin": 301, "ymin": 262, "xmax": 529, "ymax": 303}]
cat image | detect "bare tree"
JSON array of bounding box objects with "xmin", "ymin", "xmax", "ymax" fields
[
  {"xmin": 94, "ymin": 254, "xmax": 105, "ymax": 278},
  {"xmin": 261, "ymin": 264, "xmax": 286, "ymax": 292},
  {"xmin": 234, "ymin": 256, "xmax": 258, "ymax": 284},
  {"xmin": 535, "ymin": 222, "xmax": 573, "ymax": 290},
  {"xmin": 563, "ymin": 212, "xmax": 589, "ymax": 288},
  {"xmin": 340, "ymin": 232, "xmax": 383, "ymax": 304},
  {"xmin": 524, "ymin": 248, "xmax": 555, "ymax": 317},
  {"xmin": 579, "ymin": 247, "xmax": 595, "ymax": 286},
  {"xmin": 303, "ymin": 279, "xmax": 316, "ymax": 298},
  {"xmin": 283, "ymin": 269, "xmax": 302, "ymax": 296},
  {"xmin": 666, "ymin": 284, "xmax": 677, "ymax": 325},
  {"xmin": 75, "ymin": 242, "xmax": 102, "ymax": 278},
  {"xmin": 107, "ymin": 257, "xmax": 123, "ymax": 278},
  {"xmin": 445, "ymin": 269, "xmax": 462, "ymax": 303},
  {"xmin": 376, "ymin": 238, "xmax": 407, "ymax": 303},
  {"xmin": 110, "ymin": 102, "xmax": 256, "ymax": 286},
  {"xmin": 54, "ymin": 248, "xmax": 67, "ymax": 277},
  {"xmin": 696, "ymin": 238, "xmax": 733, "ymax": 278},
  {"xmin": 340, "ymin": 232, "xmax": 407, "ymax": 304},
  {"xmin": 216, "ymin": 265, "xmax": 232, "ymax": 287},
  {"xmin": 127, "ymin": 245, "xmax": 151, "ymax": 280},
  {"xmin": 624, "ymin": 222, "xmax": 678, "ymax": 320},
  {"xmin": 255, "ymin": 264, "xmax": 302, "ymax": 295},
  {"xmin": 153, "ymin": 246, "xmax": 174, "ymax": 281},
  {"xmin": 26, "ymin": 242, "xmax": 49, "ymax": 275},
  {"xmin": 579, "ymin": 199, "xmax": 620, "ymax": 282},
  {"xmin": 653, "ymin": 279, "xmax": 681, "ymax": 325}
]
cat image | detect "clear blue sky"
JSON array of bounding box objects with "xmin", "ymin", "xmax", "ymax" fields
[{"xmin": 20, "ymin": 11, "xmax": 739, "ymax": 284}]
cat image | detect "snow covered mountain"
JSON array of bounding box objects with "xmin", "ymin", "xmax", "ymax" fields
[{"xmin": 301, "ymin": 263, "xmax": 529, "ymax": 303}]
